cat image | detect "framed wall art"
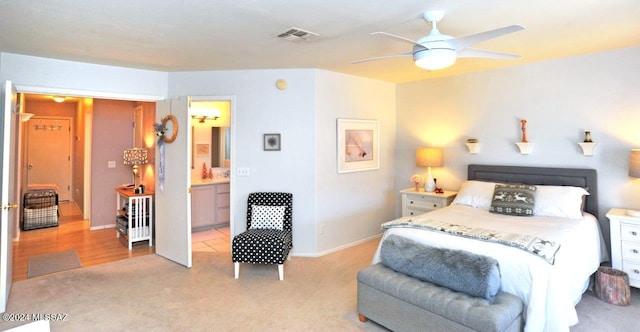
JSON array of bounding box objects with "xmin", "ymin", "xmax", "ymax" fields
[
  {"xmin": 337, "ymin": 118, "xmax": 379, "ymax": 173},
  {"xmin": 195, "ymin": 143, "xmax": 210, "ymax": 156},
  {"xmin": 264, "ymin": 133, "xmax": 281, "ymax": 151}
]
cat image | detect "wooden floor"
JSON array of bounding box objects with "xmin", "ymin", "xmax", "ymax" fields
[{"xmin": 12, "ymin": 202, "xmax": 155, "ymax": 281}]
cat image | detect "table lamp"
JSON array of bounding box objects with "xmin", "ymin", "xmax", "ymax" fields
[
  {"xmin": 416, "ymin": 147, "xmax": 443, "ymax": 192},
  {"xmin": 628, "ymin": 149, "xmax": 640, "ymax": 216},
  {"xmin": 123, "ymin": 147, "xmax": 148, "ymax": 188}
]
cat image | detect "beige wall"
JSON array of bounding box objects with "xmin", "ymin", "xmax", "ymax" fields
[{"xmin": 90, "ymin": 99, "xmax": 136, "ymax": 228}]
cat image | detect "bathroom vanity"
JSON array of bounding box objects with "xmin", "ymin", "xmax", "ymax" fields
[{"xmin": 191, "ymin": 179, "xmax": 230, "ymax": 230}]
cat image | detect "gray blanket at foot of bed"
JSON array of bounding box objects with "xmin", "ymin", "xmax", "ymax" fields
[{"xmin": 380, "ymin": 234, "xmax": 501, "ymax": 300}]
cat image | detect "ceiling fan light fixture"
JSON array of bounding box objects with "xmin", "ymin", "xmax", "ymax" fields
[{"xmin": 414, "ymin": 48, "xmax": 457, "ymax": 70}]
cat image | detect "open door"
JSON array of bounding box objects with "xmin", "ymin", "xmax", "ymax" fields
[
  {"xmin": 154, "ymin": 97, "xmax": 192, "ymax": 267},
  {"xmin": 1, "ymin": 81, "xmax": 18, "ymax": 312}
]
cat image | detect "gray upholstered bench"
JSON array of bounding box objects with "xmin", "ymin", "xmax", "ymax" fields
[{"xmin": 357, "ymin": 263, "xmax": 524, "ymax": 332}]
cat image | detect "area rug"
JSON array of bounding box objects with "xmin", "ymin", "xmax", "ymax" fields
[{"xmin": 27, "ymin": 249, "xmax": 82, "ymax": 278}]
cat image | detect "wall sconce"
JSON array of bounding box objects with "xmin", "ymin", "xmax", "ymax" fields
[
  {"xmin": 52, "ymin": 96, "xmax": 66, "ymax": 103},
  {"xmin": 416, "ymin": 147, "xmax": 443, "ymax": 192},
  {"xmin": 123, "ymin": 147, "xmax": 148, "ymax": 188},
  {"xmin": 191, "ymin": 108, "xmax": 221, "ymax": 123}
]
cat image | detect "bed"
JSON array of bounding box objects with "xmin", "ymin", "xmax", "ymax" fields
[
  {"xmin": 21, "ymin": 184, "xmax": 60, "ymax": 231},
  {"xmin": 372, "ymin": 165, "xmax": 608, "ymax": 332}
]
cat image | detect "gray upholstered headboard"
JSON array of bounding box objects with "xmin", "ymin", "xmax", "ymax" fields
[{"xmin": 468, "ymin": 164, "xmax": 598, "ymax": 217}]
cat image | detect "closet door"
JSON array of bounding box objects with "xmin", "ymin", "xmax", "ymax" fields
[{"xmin": 154, "ymin": 97, "xmax": 192, "ymax": 268}]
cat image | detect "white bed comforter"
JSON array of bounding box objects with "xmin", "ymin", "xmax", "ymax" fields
[{"xmin": 372, "ymin": 204, "xmax": 608, "ymax": 332}]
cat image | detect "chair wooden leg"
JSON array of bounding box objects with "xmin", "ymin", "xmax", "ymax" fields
[
  {"xmin": 287, "ymin": 252, "xmax": 292, "ymax": 261},
  {"xmin": 278, "ymin": 264, "xmax": 284, "ymax": 280},
  {"xmin": 234, "ymin": 262, "xmax": 240, "ymax": 279}
]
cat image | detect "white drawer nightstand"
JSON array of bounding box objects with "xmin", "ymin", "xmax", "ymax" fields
[
  {"xmin": 606, "ymin": 208, "xmax": 640, "ymax": 289},
  {"xmin": 401, "ymin": 188, "xmax": 457, "ymax": 217}
]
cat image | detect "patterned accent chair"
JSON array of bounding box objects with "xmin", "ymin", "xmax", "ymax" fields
[{"xmin": 232, "ymin": 192, "xmax": 293, "ymax": 280}]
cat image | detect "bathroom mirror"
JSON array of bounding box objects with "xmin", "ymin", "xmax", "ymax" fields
[{"xmin": 211, "ymin": 127, "xmax": 230, "ymax": 167}]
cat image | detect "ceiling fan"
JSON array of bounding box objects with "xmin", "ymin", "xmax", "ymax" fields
[{"xmin": 353, "ymin": 10, "xmax": 525, "ymax": 70}]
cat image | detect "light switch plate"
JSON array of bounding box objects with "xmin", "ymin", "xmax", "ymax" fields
[
  {"xmin": 108, "ymin": 161, "xmax": 116, "ymax": 168},
  {"xmin": 237, "ymin": 167, "xmax": 250, "ymax": 176}
]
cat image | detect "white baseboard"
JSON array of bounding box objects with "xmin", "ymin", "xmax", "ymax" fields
[
  {"xmin": 90, "ymin": 224, "xmax": 115, "ymax": 231},
  {"xmin": 293, "ymin": 233, "xmax": 383, "ymax": 258}
]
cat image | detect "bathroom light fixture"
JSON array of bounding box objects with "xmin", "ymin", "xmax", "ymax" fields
[
  {"xmin": 52, "ymin": 96, "xmax": 66, "ymax": 103},
  {"xmin": 123, "ymin": 147, "xmax": 148, "ymax": 188},
  {"xmin": 416, "ymin": 147, "xmax": 443, "ymax": 192},
  {"xmin": 191, "ymin": 108, "xmax": 221, "ymax": 123}
]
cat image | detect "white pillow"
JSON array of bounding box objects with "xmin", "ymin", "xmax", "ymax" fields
[
  {"xmin": 452, "ymin": 180, "xmax": 502, "ymax": 209},
  {"xmin": 533, "ymin": 185, "xmax": 590, "ymax": 219},
  {"xmin": 249, "ymin": 205, "xmax": 285, "ymax": 230}
]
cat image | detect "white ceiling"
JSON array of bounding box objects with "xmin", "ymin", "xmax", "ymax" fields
[{"xmin": 1, "ymin": 0, "xmax": 639, "ymax": 83}]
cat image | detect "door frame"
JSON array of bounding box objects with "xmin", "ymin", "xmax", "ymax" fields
[{"xmin": 190, "ymin": 95, "xmax": 236, "ymax": 244}]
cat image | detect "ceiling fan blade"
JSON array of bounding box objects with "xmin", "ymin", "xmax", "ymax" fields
[
  {"xmin": 371, "ymin": 31, "xmax": 423, "ymax": 47},
  {"xmin": 352, "ymin": 52, "xmax": 413, "ymax": 64},
  {"xmin": 457, "ymin": 48, "xmax": 520, "ymax": 59},
  {"xmin": 453, "ymin": 25, "xmax": 524, "ymax": 50}
]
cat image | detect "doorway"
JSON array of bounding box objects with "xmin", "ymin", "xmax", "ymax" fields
[{"xmin": 11, "ymin": 94, "xmax": 158, "ymax": 280}]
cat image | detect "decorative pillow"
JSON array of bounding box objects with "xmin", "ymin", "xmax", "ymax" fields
[
  {"xmin": 533, "ymin": 185, "xmax": 589, "ymax": 219},
  {"xmin": 249, "ymin": 205, "xmax": 285, "ymax": 230},
  {"xmin": 490, "ymin": 184, "xmax": 536, "ymax": 216},
  {"xmin": 380, "ymin": 234, "xmax": 501, "ymax": 301},
  {"xmin": 452, "ymin": 180, "xmax": 503, "ymax": 209}
]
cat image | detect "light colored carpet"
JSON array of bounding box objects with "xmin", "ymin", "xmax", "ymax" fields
[
  {"xmin": 3, "ymin": 238, "xmax": 639, "ymax": 332},
  {"xmin": 27, "ymin": 249, "xmax": 82, "ymax": 279}
]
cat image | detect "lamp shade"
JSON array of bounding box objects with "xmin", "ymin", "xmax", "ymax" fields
[
  {"xmin": 416, "ymin": 147, "xmax": 443, "ymax": 167},
  {"xmin": 630, "ymin": 149, "xmax": 640, "ymax": 178},
  {"xmin": 123, "ymin": 148, "xmax": 148, "ymax": 165}
]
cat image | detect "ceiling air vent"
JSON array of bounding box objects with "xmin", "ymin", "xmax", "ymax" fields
[{"xmin": 277, "ymin": 27, "xmax": 319, "ymax": 42}]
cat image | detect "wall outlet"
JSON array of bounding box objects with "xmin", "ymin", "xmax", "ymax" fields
[
  {"xmin": 108, "ymin": 160, "xmax": 116, "ymax": 168},
  {"xmin": 320, "ymin": 224, "xmax": 325, "ymax": 234}
]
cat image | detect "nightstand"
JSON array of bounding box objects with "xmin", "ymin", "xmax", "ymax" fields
[
  {"xmin": 606, "ymin": 208, "xmax": 640, "ymax": 289},
  {"xmin": 400, "ymin": 188, "xmax": 457, "ymax": 217}
]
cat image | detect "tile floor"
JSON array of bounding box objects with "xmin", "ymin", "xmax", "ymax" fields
[{"xmin": 192, "ymin": 227, "xmax": 231, "ymax": 253}]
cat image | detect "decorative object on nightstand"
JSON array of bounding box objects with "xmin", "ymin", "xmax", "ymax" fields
[
  {"xmin": 416, "ymin": 147, "xmax": 443, "ymax": 192},
  {"xmin": 400, "ymin": 188, "xmax": 456, "ymax": 217},
  {"xmin": 410, "ymin": 174, "xmax": 423, "ymax": 191},
  {"xmin": 123, "ymin": 147, "xmax": 148, "ymax": 188},
  {"xmin": 606, "ymin": 208, "xmax": 640, "ymax": 290},
  {"xmin": 465, "ymin": 138, "xmax": 480, "ymax": 154},
  {"xmin": 578, "ymin": 131, "xmax": 597, "ymax": 156},
  {"xmin": 627, "ymin": 149, "xmax": 640, "ymax": 217}
]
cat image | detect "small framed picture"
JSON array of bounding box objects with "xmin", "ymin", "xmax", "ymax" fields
[
  {"xmin": 264, "ymin": 133, "xmax": 281, "ymax": 151},
  {"xmin": 195, "ymin": 143, "xmax": 210, "ymax": 156}
]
